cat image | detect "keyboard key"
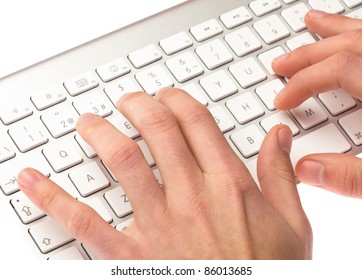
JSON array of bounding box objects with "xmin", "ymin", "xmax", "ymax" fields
[
  {"xmin": 318, "ymin": 89, "xmax": 357, "ymax": 116},
  {"xmin": 341, "ymin": 0, "xmax": 362, "ymax": 8},
  {"xmin": 165, "ymin": 51, "xmax": 204, "ymax": 83},
  {"xmin": 0, "ymin": 135, "xmax": 16, "ymax": 163},
  {"xmin": 0, "ymin": 101, "xmax": 32, "ymax": 125},
  {"xmin": 291, "ymin": 124, "xmax": 351, "ymax": 167},
  {"xmin": 231, "ymin": 125, "xmax": 265, "ymax": 158},
  {"xmin": 224, "ymin": 27, "xmax": 262, "ymax": 57},
  {"xmin": 286, "ymin": 32, "xmax": 316, "ymax": 51},
  {"xmin": 83, "ymin": 197, "xmax": 113, "ymax": 223},
  {"xmin": 220, "ymin": 6, "xmax": 252, "ymax": 29},
  {"xmin": 137, "ymin": 139, "xmax": 155, "ymax": 166},
  {"xmin": 190, "ymin": 18, "xmax": 223, "ymax": 42},
  {"xmin": 209, "ymin": 106, "xmax": 235, "ymax": 133},
  {"xmin": 31, "ymin": 85, "xmax": 67, "ymax": 111},
  {"xmin": 258, "ymin": 46, "xmax": 286, "ymax": 75},
  {"xmin": 253, "ymin": 14, "xmax": 290, "ymax": 44},
  {"xmin": 290, "ymin": 98, "xmax": 328, "ymax": 130},
  {"xmin": 226, "ymin": 91, "xmax": 265, "ymax": 124},
  {"xmin": 116, "ymin": 218, "xmax": 134, "ymax": 231},
  {"xmin": 181, "ymin": 83, "xmax": 208, "ymax": 106},
  {"xmin": 104, "ymin": 187, "xmax": 133, "ymax": 218},
  {"xmin": 64, "ymin": 72, "xmax": 99, "ymax": 96},
  {"xmin": 135, "ymin": 65, "xmax": 174, "ymax": 94},
  {"xmin": 48, "ymin": 246, "xmax": 86, "ymax": 260},
  {"xmin": 249, "ymin": 0, "xmax": 282, "ymax": 17},
  {"xmin": 73, "ymin": 91, "xmax": 113, "ymax": 117},
  {"xmin": 229, "ymin": 57, "xmax": 267, "ymax": 88},
  {"xmin": 0, "ymin": 155, "xmax": 50, "ymax": 195},
  {"xmin": 260, "ymin": 111, "xmax": 299, "ymax": 135},
  {"xmin": 8, "ymin": 120, "xmax": 48, "ymax": 152},
  {"xmin": 308, "ymin": 0, "xmax": 345, "ymax": 14},
  {"xmin": 159, "ymin": 31, "xmax": 193, "ymax": 55},
  {"xmin": 195, "ymin": 39, "xmax": 233, "ymax": 70},
  {"xmin": 104, "ymin": 77, "xmax": 140, "ymax": 106},
  {"xmin": 339, "ymin": 109, "xmax": 362, "ymax": 146},
  {"xmin": 69, "ymin": 162, "xmax": 110, "ymax": 197},
  {"xmin": 96, "ymin": 58, "xmax": 131, "ymax": 82},
  {"xmin": 128, "ymin": 44, "xmax": 162, "ymax": 68},
  {"xmin": 75, "ymin": 134, "xmax": 97, "ymax": 158},
  {"xmin": 199, "ymin": 70, "xmax": 238, "ymax": 102},
  {"xmin": 10, "ymin": 191, "xmax": 45, "ymax": 224},
  {"xmin": 255, "ymin": 79, "xmax": 285, "ymax": 110},
  {"xmin": 107, "ymin": 113, "xmax": 140, "ymax": 139},
  {"xmin": 29, "ymin": 217, "xmax": 74, "ymax": 254},
  {"xmin": 346, "ymin": 8, "xmax": 362, "ymax": 19},
  {"xmin": 41, "ymin": 105, "xmax": 79, "ymax": 138},
  {"xmin": 281, "ymin": 3, "xmax": 310, "ymax": 32},
  {"xmin": 42, "ymin": 138, "xmax": 83, "ymax": 173}
]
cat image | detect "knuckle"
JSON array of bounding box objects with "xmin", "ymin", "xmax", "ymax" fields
[
  {"xmin": 339, "ymin": 164, "xmax": 362, "ymax": 198},
  {"xmin": 68, "ymin": 206, "xmax": 97, "ymax": 239},
  {"xmin": 140, "ymin": 109, "xmax": 177, "ymax": 136},
  {"xmin": 108, "ymin": 140, "xmax": 144, "ymax": 173},
  {"xmin": 180, "ymin": 104, "xmax": 213, "ymax": 128},
  {"xmin": 346, "ymin": 29, "xmax": 362, "ymax": 46},
  {"xmin": 335, "ymin": 51, "xmax": 358, "ymax": 74}
]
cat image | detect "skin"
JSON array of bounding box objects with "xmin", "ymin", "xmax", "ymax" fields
[
  {"xmin": 272, "ymin": 10, "xmax": 362, "ymax": 198},
  {"xmin": 17, "ymin": 88, "xmax": 312, "ymax": 259}
]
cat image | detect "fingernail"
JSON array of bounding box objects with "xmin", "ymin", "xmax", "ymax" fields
[
  {"xmin": 17, "ymin": 168, "xmax": 40, "ymax": 190},
  {"xmin": 76, "ymin": 113, "xmax": 98, "ymax": 126},
  {"xmin": 278, "ymin": 126, "xmax": 293, "ymax": 154},
  {"xmin": 297, "ymin": 160, "xmax": 325, "ymax": 186},
  {"xmin": 272, "ymin": 53, "xmax": 288, "ymax": 65},
  {"xmin": 307, "ymin": 9, "xmax": 328, "ymax": 19}
]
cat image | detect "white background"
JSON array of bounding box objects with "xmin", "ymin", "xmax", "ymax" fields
[{"xmin": 0, "ymin": 0, "xmax": 362, "ymax": 264}]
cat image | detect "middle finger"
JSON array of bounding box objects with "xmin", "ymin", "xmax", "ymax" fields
[{"xmin": 272, "ymin": 29, "xmax": 362, "ymax": 78}]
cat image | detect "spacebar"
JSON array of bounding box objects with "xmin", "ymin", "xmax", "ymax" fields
[
  {"xmin": 290, "ymin": 123, "xmax": 351, "ymax": 167},
  {"xmin": 245, "ymin": 124, "xmax": 351, "ymax": 183}
]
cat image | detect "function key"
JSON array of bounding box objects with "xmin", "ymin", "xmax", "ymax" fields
[
  {"xmin": 96, "ymin": 58, "xmax": 131, "ymax": 82},
  {"xmin": 249, "ymin": 0, "xmax": 282, "ymax": 17},
  {"xmin": 159, "ymin": 31, "xmax": 193, "ymax": 55},
  {"xmin": 128, "ymin": 44, "xmax": 162, "ymax": 69},
  {"xmin": 64, "ymin": 72, "xmax": 99, "ymax": 96},
  {"xmin": 190, "ymin": 19, "xmax": 223, "ymax": 42},
  {"xmin": 220, "ymin": 6, "xmax": 252, "ymax": 29},
  {"xmin": 31, "ymin": 85, "xmax": 67, "ymax": 111}
]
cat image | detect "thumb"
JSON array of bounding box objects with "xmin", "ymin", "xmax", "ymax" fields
[{"xmin": 296, "ymin": 154, "xmax": 362, "ymax": 198}]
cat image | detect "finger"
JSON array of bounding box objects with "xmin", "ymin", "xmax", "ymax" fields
[
  {"xmin": 76, "ymin": 113, "xmax": 165, "ymax": 220},
  {"xmin": 116, "ymin": 91, "xmax": 203, "ymax": 192},
  {"xmin": 272, "ymin": 29, "xmax": 362, "ymax": 78},
  {"xmin": 257, "ymin": 125, "xmax": 310, "ymax": 243},
  {"xmin": 17, "ymin": 168, "xmax": 123, "ymax": 258},
  {"xmin": 296, "ymin": 154, "xmax": 362, "ymax": 198},
  {"xmin": 305, "ymin": 10, "xmax": 362, "ymax": 38},
  {"xmin": 154, "ymin": 88, "xmax": 251, "ymax": 177},
  {"xmin": 274, "ymin": 52, "xmax": 362, "ymax": 110}
]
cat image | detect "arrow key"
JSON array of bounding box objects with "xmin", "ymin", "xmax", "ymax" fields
[{"xmin": 10, "ymin": 191, "xmax": 45, "ymax": 224}]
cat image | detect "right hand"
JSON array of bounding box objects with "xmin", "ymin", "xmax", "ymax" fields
[{"xmin": 272, "ymin": 10, "xmax": 362, "ymax": 198}]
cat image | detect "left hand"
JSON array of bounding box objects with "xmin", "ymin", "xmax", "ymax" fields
[{"xmin": 17, "ymin": 88, "xmax": 312, "ymax": 259}]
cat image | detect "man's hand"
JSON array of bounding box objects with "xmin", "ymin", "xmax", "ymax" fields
[
  {"xmin": 17, "ymin": 89, "xmax": 311, "ymax": 259},
  {"xmin": 272, "ymin": 10, "xmax": 362, "ymax": 198}
]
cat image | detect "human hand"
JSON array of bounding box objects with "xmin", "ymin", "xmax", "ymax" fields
[
  {"xmin": 272, "ymin": 10, "xmax": 362, "ymax": 110},
  {"xmin": 272, "ymin": 10, "xmax": 362, "ymax": 198},
  {"xmin": 16, "ymin": 89, "xmax": 311, "ymax": 259}
]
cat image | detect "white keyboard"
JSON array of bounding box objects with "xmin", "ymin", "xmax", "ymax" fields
[{"xmin": 0, "ymin": 0, "xmax": 361, "ymax": 260}]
